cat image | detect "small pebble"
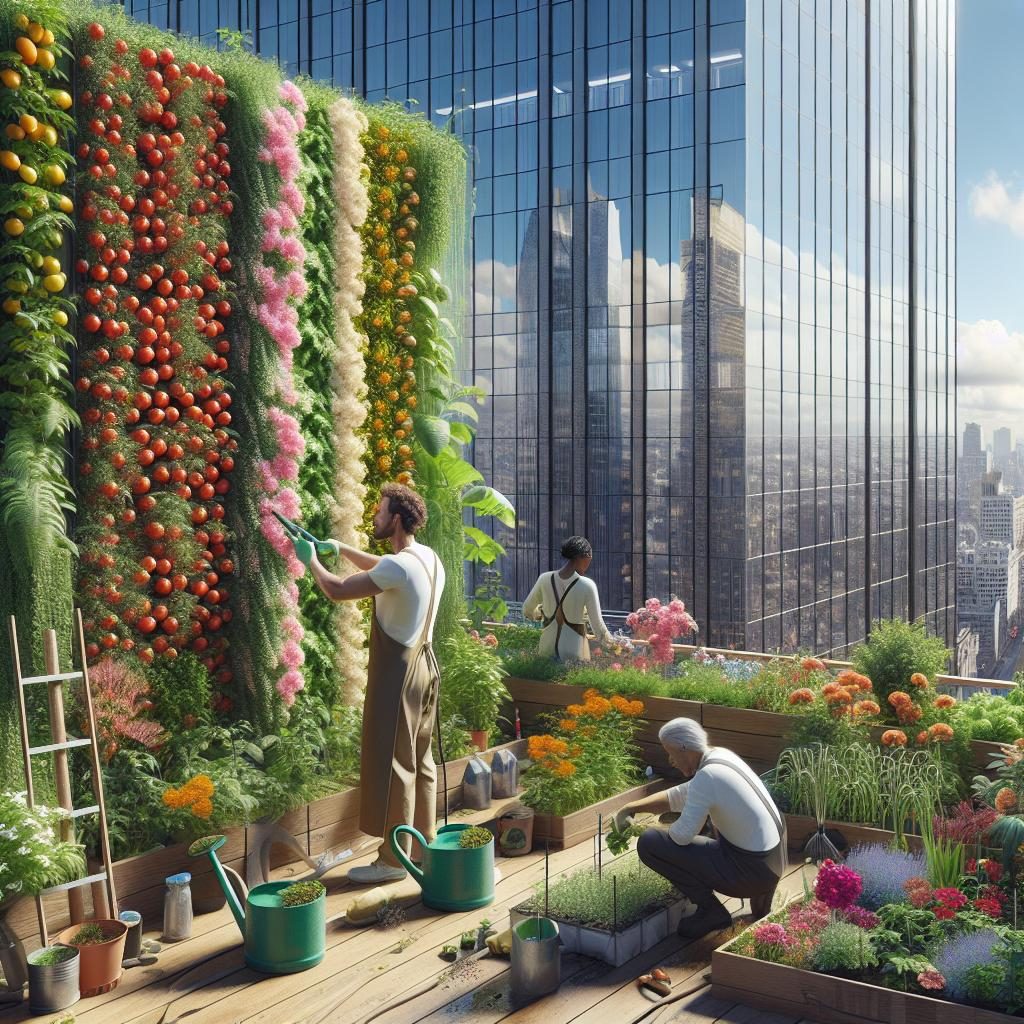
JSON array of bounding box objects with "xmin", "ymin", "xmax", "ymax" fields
[
  {"xmin": 138, "ymin": 954, "xmax": 158, "ymax": 965},
  {"xmin": 143, "ymin": 941, "xmax": 161, "ymax": 953}
]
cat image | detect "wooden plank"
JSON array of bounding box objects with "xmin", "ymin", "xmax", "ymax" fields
[{"xmin": 307, "ymin": 786, "xmax": 361, "ymax": 830}]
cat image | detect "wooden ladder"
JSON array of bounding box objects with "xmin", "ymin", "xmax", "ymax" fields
[{"xmin": 9, "ymin": 609, "xmax": 118, "ymax": 945}]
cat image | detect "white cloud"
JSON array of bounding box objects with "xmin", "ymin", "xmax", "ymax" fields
[
  {"xmin": 957, "ymin": 318, "xmax": 1024, "ymax": 434},
  {"xmin": 969, "ymin": 173, "xmax": 1024, "ymax": 237}
]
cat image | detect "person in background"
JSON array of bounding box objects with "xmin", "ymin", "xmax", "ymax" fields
[
  {"xmin": 615, "ymin": 718, "xmax": 786, "ymax": 940},
  {"xmin": 292, "ymin": 483, "xmax": 445, "ymax": 884},
  {"xmin": 522, "ymin": 536, "xmax": 615, "ymax": 662}
]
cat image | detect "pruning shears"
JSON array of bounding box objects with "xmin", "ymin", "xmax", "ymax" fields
[{"xmin": 272, "ymin": 511, "xmax": 341, "ymax": 560}]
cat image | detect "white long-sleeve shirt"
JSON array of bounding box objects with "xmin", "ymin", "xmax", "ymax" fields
[
  {"xmin": 522, "ymin": 570, "xmax": 615, "ymax": 662},
  {"xmin": 665, "ymin": 747, "xmax": 782, "ymax": 852}
]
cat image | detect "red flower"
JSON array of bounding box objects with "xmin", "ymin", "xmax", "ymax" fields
[{"xmin": 974, "ymin": 896, "xmax": 1002, "ymax": 919}]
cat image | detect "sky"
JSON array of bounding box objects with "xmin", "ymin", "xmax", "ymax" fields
[{"xmin": 957, "ymin": 0, "xmax": 1024, "ymax": 449}]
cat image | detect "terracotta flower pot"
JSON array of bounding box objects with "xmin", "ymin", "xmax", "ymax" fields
[
  {"xmin": 470, "ymin": 730, "xmax": 489, "ymax": 752},
  {"xmin": 55, "ymin": 920, "xmax": 127, "ymax": 997}
]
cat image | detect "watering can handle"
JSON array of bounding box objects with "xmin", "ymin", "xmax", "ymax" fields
[{"xmin": 389, "ymin": 826, "xmax": 425, "ymax": 885}]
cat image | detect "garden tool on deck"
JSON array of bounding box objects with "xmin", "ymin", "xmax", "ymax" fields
[{"xmin": 244, "ymin": 818, "xmax": 379, "ymax": 886}]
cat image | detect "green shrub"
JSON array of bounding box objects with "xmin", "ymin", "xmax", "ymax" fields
[
  {"xmin": 457, "ymin": 826, "xmax": 493, "ymax": 849},
  {"xmin": 438, "ymin": 630, "xmax": 509, "ymax": 733},
  {"xmin": 812, "ymin": 922, "xmax": 877, "ymax": 972},
  {"xmin": 852, "ymin": 619, "xmax": 950, "ymax": 713},
  {"xmin": 147, "ymin": 652, "xmax": 212, "ymax": 730},
  {"xmin": 502, "ymin": 652, "xmax": 565, "ymax": 681}
]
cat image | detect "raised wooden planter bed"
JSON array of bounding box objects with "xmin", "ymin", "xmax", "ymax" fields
[
  {"xmin": 783, "ymin": 813, "xmax": 923, "ymax": 852},
  {"xmin": 530, "ymin": 778, "xmax": 671, "ymax": 851},
  {"xmin": 506, "ymin": 676, "xmax": 1000, "ymax": 775},
  {"xmin": 713, "ymin": 933, "xmax": 1011, "ymax": 1024}
]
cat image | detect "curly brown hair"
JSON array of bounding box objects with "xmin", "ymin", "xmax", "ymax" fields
[{"xmin": 380, "ymin": 483, "xmax": 428, "ymax": 534}]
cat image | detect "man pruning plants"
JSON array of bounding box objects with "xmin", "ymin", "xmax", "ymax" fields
[
  {"xmin": 615, "ymin": 718, "xmax": 786, "ymax": 940},
  {"xmin": 287, "ymin": 483, "xmax": 445, "ymax": 884}
]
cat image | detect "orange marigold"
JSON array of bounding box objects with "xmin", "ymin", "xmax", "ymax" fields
[
  {"xmin": 191, "ymin": 797, "xmax": 214, "ymax": 819},
  {"xmin": 896, "ymin": 704, "xmax": 923, "ymax": 725},
  {"xmin": 995, "ymin": 787, "xmax": 1018, "ymax": 813},
  {"xmin": 626, "ymin": 700, "xmax": 645, "ymax": 717},
  {"xmin": 888, "ymin": 691, "xmax": 912, "ymax": 708},
  {"xmin": 916, "ymin": 730, "xmax": 930, "ymax": 745},
  {"xmin": 559, "ymin": 719, "xmax": 577, "ymax": 732},
  {"xmin": 822, "ymin": 682, "xmax": 841, "ymax": 697},
  {"xmin": 928, "ymin": 723, "xmax": 954, "ymax": 743},
  {"xmin": 933, "ymin": 694, "xmax": 956, "ymax": 710},
  {"xmin": 566, "ymin": 704, "xmax": 585, "ymax": 718},
  {"xmin": 610, "ymin": 695, "xmax": 631, "ymax": 713},
  {"xmin": 789, "ymin": 688, "xmax": 815, "ymax": 705},
  {"xmin": 162, "ymin": 788, "xmax": 184, "ymax": 809},
  {"xmin": 824, "ymin": 689, "xmax": 852, "ymax": 705},
  {"xmin": 583, "ymin": 696, "xmax": 611, "ymax": 718},
  {"xmin": 854, "ymin": 700, "xmax": 881, "ymax": 717},
  {"xmin": 909, "ymin": 672, "xmax": 929, "ymax": 689},
  {"xmin": 855, "ymin": 674, "xmax": 873, "ymax": 692},
  {"xmin": 554, "ymin": 760, "xmax": 576, "ymax": 777},
  {"xmin": 583, "ymin": 689, "xmax": 601, "ymax": 700},
  {"xmin": 801, "ymin": 657, "xmax": 826, "ymax": 672},
  {"xmin": 881, "ymin": 729, "xmax": 908, "ymax": 747}
]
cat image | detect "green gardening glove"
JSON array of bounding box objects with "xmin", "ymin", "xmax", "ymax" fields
[{"xmin": 291, "ymin": 534, "xmax": 315, "ymax": 567}]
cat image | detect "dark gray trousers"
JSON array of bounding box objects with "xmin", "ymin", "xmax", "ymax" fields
[{"xmin": 637, "ymin": 828, "xmax": 781, "ymax": 908}]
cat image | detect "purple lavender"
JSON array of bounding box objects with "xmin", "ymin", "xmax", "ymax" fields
[
  {"xmin": 932, "ymin": 930, "xmax": 1002, "ymax": 1001},
  {"xmin": 844, "ymin": 844, "xmax": 926, "ymax": 910}
]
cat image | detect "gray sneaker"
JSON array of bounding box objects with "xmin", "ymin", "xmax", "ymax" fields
[{"xmin": 348, "ymin": 860, "xmax": 407, "ymax": 885}]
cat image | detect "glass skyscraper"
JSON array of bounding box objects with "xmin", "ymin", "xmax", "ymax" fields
[{"xmin": 124, "ymin": 0, "xmax": 956, "ymax": 656}]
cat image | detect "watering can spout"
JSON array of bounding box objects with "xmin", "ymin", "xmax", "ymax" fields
[{"xmin": 189, "ymin": 835, "xmax": 247, "ymax": 937}]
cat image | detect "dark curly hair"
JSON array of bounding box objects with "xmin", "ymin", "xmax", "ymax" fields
[
  {"xmin": 560, "ymin": 536, "xmax": 593, "ymax": 560},
  {"xmin": 381, "ymin": 483, "xmax": 428, "ymax": 534}
]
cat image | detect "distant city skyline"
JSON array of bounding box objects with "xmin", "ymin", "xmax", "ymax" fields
[{"xmin": 957, "ymin": 0, "xmax": 1024, "ymax": 444}]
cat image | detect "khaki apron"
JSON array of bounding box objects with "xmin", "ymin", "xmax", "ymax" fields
[{"xmin": 358, "ymin": 547, "xmax": 440, "ymax": 860}]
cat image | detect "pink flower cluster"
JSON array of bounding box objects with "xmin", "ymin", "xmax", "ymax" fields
[
  {"xmin": 256, "ymin": 82, "xmax": 309, "ymax": 402},
  {"xmin": 917, "ymin": 969, "xmax": 946, "ymax": 991},
  {"xmin": 252, "ymin": 81, "xmax": 313, "ymax": 708},
  {"xmin": 786, "ymin": 898, "xmax": 831, "ymax": 934},
  {"xmin": 625, "ymin": 597, "xmax": 699, "ymax": 664},
  {"xmin": 814, "ymin": 859, "xmax": 863, "ymax": 912},
  {"xmin": 843, "ymin": 905, "xmax": 879, "ymax": 930},
  {"xmin": 752, "ymin": 922, "xmax": 792, "ymax": 948},
  {"xmin": 468, "ymin": 630, "xmax": 498, "ymax": 648}
]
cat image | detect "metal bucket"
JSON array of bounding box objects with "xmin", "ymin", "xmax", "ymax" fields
[
  {"xmin": 28, "ymin": 946, "xmax": 80, "ymax": 1014},
  {"xmin": 462, "ymin": 756, "xmax": 492, "ymax": 810},
  {"xmin": 491, "ymin": 749, "xmax": 519, "ymax": 798},
  {"xmin": 510, "ymin": 916, "xmax": 560, "ymax": 1001}
]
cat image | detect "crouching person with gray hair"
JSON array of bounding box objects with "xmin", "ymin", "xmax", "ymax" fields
[{"xmin": 614, "ymin": 717, "xmax": 786, "ymax": 940}]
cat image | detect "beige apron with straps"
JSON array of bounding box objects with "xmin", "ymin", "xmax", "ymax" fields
[
  {"xmin": 358, "ymin": 547, "xmax": 441, "ymax": 845},
  {"xmin": 542, "ymin": 572, "xmax": 586, "ymax": 656}
]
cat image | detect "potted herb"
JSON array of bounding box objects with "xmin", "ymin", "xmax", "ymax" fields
[
  {"xmin": 55, "ymin": 920, "xmax": 128, "ymax": 997},
  {"xmin": 439, "ymin": 629, "xmax": 510, "ymax": 751},
  {"xmin": 512, "ymin": 853, "xmax": 688, "ymax": 966},
  {"xmin": 27, "ymin": 945, "xmax": 79, "ymax": 1014},
  {"xmin": 0, "ymin": 792, "xmax": 85, "ymax": 1001}
]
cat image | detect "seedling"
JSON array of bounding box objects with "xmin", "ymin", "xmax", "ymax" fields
[
  {"xmin": 460, "ymin": 930, "xmax": 477, "ymax": 950},
  {"xmin": 28, "ymin": 946, "xmax": 77, "ymax": 966},
  {"xmin": 68, "ymin": 923, "xmax": 106, "ymax": 945},
  {"xmin": 440, "ymin": 944, "xmax": 458, "ymax": 961},
  {"xmin": 458, "ymin": 826, "xmax": 493, "ymax": 849},
  {"xmin": 280, "ymin": 881, "xmax": 325, "ymax": 907}
]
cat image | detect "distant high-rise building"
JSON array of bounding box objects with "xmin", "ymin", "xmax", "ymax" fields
[
  {"xmin": 123, "ymin": 0, "xmax": 958, "ymax": 655},
  {"xmin": 994, "ymin": 428, "xmax": 1013, "ymax": 473},
  {"xmin": 963, "ymin": 422, "xmax": 983, "ymax": 457}
]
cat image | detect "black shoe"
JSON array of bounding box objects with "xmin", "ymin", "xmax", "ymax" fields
[{"xmin": 676, "ymin": 900, "xmax": 733, "ymax": 941}]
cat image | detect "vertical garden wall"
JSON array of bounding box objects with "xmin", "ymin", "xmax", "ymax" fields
[{"xmin": 0, "ymin": 0, "xmax": 510, "ymax": 845}]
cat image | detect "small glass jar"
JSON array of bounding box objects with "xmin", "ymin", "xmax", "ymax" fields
[{"xmin": 163, "ymin": 872, "xmax": 193, "ymax": 942}]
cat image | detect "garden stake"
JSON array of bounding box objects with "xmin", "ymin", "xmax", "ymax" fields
[
  {"xmin": 544, "ymin": 841, "xmax": 550, "ymax": 918},
  {"xmin": 598, "ymin": 813, "xmax": 603, "ymax": 878},
  {"xmin": 613, "ymin": 876, "xmax": 618, "ymax": 933}
]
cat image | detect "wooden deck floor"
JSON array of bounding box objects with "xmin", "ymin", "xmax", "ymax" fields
[{"xmin": 1, "ymin": 837, "xmax": 820, "ymax": 1024}]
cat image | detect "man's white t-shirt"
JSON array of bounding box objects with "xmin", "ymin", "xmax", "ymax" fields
[
  {"xmin": 366, "ymin": 542, "xmax": 445, "ymax": 648},
  {"xmin": 664, "ymin": 747, "xmax": 781, "ymax": 852}
]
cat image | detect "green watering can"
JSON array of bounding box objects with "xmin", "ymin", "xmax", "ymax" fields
[
  {"xmin": 189, "ymin": 836, "xmax": 325, "ymax": 974},
  {"xmin": 390, "ymin": 824, "xmax": 495, "ymax": 912}
]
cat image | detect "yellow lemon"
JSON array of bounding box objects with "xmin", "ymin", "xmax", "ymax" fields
[
  {"xmin": 3, "ymin": 217, "xmax": 24, "ymax": 236},
  {"xmin": 4, "ymin": 125, "xmax": 23, "ymax": 141},
  {"xmin": 41, "ymin": 255, "xmax": 60, "ymax": 275},
  {"xmin": 42, "ymin": 163, "xmax": 63, "ymax": 185},
  {"xmin": 15, "ymin": 37, "xmax": 37, "ymax": 65},
  {"xmin": 40, "ymin": 125, "xmax": 57, "ymax": 147},
  {"xmin": 2, "ymin": 297, "xmax": 21, "ymax": 314},
  {"xmin": 14, "ymin": 13, "xmax": 27, "ymax": 29},
  {"xmin": 0, "ymin": 150, "xmax": 20, "ymax": 171},
  {"xmin": 6, "ymin": 278, "xmax": 27, "ymax": 293},
  {"xmin": 57, "ymin": 194, "xmax": 72, "ymax": 214},
  {"xmin": 1, "ymin": 69, "xmax": 23, "ymax": 90},
  {"xmin": 26, "ymin": 22, "xmax": 44, "ymax": 44},
  {"xmin": 35, "ymin": 48, "xmax": 54, "ymax": 71},
  {"xmin": 53, "ymin": 309, "xmax": 68, "ymax": 326},
  {"xmin": 18, "ymin": 164, "xmax": 36, "ymax": 185},
  {"xmin": 42, "ymin": 273, "xmax": 65, "ymax": 293},
  {"xmin": 41, "ymin": 29, "xmax": 54, "ymax": 46},
  {"xmin": 47, "ymin": 88, "xmax": 71, "ymax": 110},
  {"xmin": 18, "ymin": 114, "xmax": 37, "ymax": 135}
]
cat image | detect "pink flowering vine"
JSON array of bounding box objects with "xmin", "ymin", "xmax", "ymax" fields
[{"xmin": 250, "ymin": 80, "xmax": 312, "ymax": 706}]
